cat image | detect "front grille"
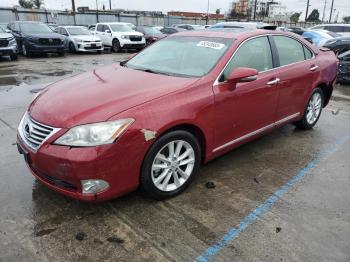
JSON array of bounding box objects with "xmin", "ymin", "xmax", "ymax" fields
[
  {"xmin": 18, "ymin": 113, "xmax": 60, "ymax": 151},
  {"xmin": 0, "ymin": 39, "xmax": 8, "ymax": 47},
  {"xmin": 38, "ymin": 38, "xmax": 62, "ymax": 45},
  {"xmin": 129, "ymin": 36, "xmax": 142, "ymax": 42},
  {"xmin": 84, "ymin": 45, "xmax": 99, "ymax": 50}
]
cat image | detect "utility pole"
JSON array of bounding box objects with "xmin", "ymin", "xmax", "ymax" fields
[
  {"xmin": 253, "ymin": 0, "xmax": 258, "ymax": 21},
  {"xmin": 206, "ymin": 0, "xmax": 210, "ymax": 25},
  {"xmin": 329, "ymin": 0, "xmax": 335, "ymax": 23},
  {"xmin": 96, "ymin": 0, "xmax": 99, "ymax": 23},
  {"xmin": 322, "ymin": 0, "xmax": 327, "ymax": 22},
  {"xmin": 71, "ymin": 0, "xmax": 76, "ymax": 25},
  {"xmin": 109, "ymin": 0, "xmax": 112, "ymax": 10},
  {"xmin": 305, "ymin": 0, "xmax": 310, "ymax": 22}
]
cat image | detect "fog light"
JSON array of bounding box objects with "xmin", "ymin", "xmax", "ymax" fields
[{"xmin": 81, "ymin": 180, "xmax": 109, "ymax": 194}]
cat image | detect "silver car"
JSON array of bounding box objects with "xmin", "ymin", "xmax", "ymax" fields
[
  {"xmin": 56, "ymin": 26, "xmax": 103, "ymax": 53},
  {"xmin": 0, "ymin": 26, "xmax": 18, "ymax": 60}
]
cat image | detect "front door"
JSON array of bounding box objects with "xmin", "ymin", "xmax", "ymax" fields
[{"xmin": 213, "ymin": 36, "xmax": 279, "ymax": 152}]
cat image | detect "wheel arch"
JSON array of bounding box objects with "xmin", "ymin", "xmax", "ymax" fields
[
  {"xmin": 156, "ymin": 123, "xmax": 207, "ymax": 164},
  {"xmin": 316, "ymin": 82, "xmax": 333, "ymax": 107}
]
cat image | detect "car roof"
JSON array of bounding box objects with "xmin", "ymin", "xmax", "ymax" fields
[{"xmin": 172, "ymin": 29, "xmax": 293, "ymax": 40}]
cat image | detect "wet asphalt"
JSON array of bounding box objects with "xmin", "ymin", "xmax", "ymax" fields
[{"xmin": 0, "ymin": 53, "xmax": 350, "ymax": 262}]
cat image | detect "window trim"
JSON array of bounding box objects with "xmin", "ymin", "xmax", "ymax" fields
[
  {"xmin": 214, "ymin": 33, "xmax": 316, "ymax": 85},
  {"xmin": 218, "ymin": 35, "xmax": 275, "ymax": 83}
]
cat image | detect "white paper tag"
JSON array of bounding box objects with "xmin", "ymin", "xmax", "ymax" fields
[{"xmin": 197, "ymin": 41, "xmax": 225, "ymax": 50}]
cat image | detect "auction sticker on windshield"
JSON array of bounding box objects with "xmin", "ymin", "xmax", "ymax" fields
[{"xmin": 197, "ymin": 41, "xmax": 225, "ymax": 50}]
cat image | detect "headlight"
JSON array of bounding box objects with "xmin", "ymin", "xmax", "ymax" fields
[
  {"xmin": 73, "ymin": 38, "xmax": 83, "ymax": 43},
  {"xmin": 8, "ymin": 38, "xmax": 16, "ymax": 46},
  {"xmin": 121, "ymin": 35, "xmax": 129, "ymax": 39},
  {"xmin": 55, "ymin": 119, "xmax": 134, "ymax": 147}
]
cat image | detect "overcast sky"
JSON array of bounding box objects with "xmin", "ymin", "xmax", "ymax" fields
[{"xmin": 1, "ymin": 0, "xmax": 349, "ymax": 21}]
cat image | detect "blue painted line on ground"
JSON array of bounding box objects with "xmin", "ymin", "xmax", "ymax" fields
[{"xmin": 196, "ymin": 133, "xmax": 350, "ymax": 262}]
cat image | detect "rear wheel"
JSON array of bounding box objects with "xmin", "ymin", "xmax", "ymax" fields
[
  {"xmin": 294, "ymin": 88, "xmax": 324, "ymax": 129},
  {"xmin": 112, "ymin": 39, "xmax": 120, "ymax": 52},
  {"xmin": 140, "ymin": 130, "xmax": 201, "ymax": 200}
]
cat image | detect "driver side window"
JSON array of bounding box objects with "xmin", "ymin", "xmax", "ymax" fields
[{"xmin": 221, "ymin": 36, "xmax": 273, "ymax": 81}]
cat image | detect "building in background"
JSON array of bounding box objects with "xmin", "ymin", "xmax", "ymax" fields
[
  {"xmin": 268, "ymin": 2, "xmax": 292, "ymax": 21},
  {"xmin": 167, "ymin": 11, "xmax": 224, "ymax": 19}
]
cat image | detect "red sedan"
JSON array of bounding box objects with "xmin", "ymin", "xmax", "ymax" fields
[{"xmin": 17, "ymin": 30, "xmax": 338, "ymax": 201}]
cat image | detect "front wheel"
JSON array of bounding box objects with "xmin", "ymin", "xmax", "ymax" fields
[
  {"xmin": 22, "ymin": 43, "xmax": 31, "ymax": 57},
  {"xmin": 294, "ymin": 88, "xmax": 324, "ymax": 129},
  {"xmin": 69, "ymin": 42, "xmax": 76, "ymax": 53},
  {"xmin": 10, "ymin": 54, "xmax": 18, "ymax": 61},
  {"xmin": 140, "ymin": 130, "xmax": 201, "ymax": 200},
  {"xmin": 112, "ymin": 39, "xmax": 120, "ymax": 52}
]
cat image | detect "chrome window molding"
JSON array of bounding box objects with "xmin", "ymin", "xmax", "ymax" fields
[
  {"xmin": 213, "ymin": 112, "xmax": 300, "ymax": 153},
  {"xmin": 214, "ymin": 33, "xmax": 316, "ymax": 86}
]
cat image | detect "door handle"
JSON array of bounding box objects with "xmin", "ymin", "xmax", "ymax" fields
[
  {"xmin": 267, "ymin": 78, "xmax": 280, "ymax": 85},
  {"xmin": 310, "ymin": 65, "xmax": 319, "ymax": 71}
]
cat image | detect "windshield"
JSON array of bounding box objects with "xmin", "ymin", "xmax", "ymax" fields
[
  {"xmin": 326, "ymin": 31, "xmax": 341, "ymax": 38},
  {"xmin": 0, "ymin": 26, "xmax": 5, "ymax": 33},
  {"xmin": 20, "ymin": 23, "xmax": 52, "ymax": 34},
  {"xmin": 143, "ymin": 27, "xmax": 161, "ymax": 35},
  {"xmin": 67, "ymin": 27, "xmax": 91, "ymax": 35},
  {"xmin": 110, "ymin": 24, "xmax": 133, "ymax": 32},
  {"xmin": 126, "ymin": 36, "xmax": 232, "ymax": 77}
]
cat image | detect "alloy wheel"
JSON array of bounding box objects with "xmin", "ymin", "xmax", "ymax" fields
[
  {"xmin": 306, "ymin": 92, "xmax": 322, "ymax": 125},
  {"xmin": 151, "ymin": 140, "xmax": 195, "ymax": 192}
]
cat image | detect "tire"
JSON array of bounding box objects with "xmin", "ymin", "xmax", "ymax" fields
[
  {"xmin": 112, "ymin": 39, "xmax": 120, "ymax": 52},
  {"xmin": 69, "ymin": 42, "xmax": 76, "ymax": 53},
  {"xmin": 97, "ymin": 50, "xmax": 102, "ymax": 54},
  {"xmin": 10, "ymin": 54, "xmax": 18, "ymax": 61},
  {"xmin": 140, "ymin": 130, "xmax": 201, "ymax": 200},
  {"xmin": 22, "ymin": 43, "xmax": 31, "ymax": 57},
  {"xmin": 294, "ymin": 88, "xmax": 324, "ymax": 129}
]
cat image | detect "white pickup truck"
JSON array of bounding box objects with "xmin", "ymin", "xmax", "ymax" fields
[{"xmin": 93, "ymin": 22, "xmax": 145, "ymax": 52}]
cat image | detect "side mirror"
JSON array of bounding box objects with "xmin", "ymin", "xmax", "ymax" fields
[
  {"xmin": 227, "ymin": 67, "xmax": 258, "ymax": 85},
  {"xmin": 105, "ymin": 29, "xmax": 111, "ymax": 34}
]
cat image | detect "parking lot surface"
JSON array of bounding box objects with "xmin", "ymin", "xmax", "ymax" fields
[{"xmin": 1, "ymin": 53, "xmax": 350, "ymax": 262}]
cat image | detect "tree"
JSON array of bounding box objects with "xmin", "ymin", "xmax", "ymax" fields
[
  {"xmin": 307, "ymin": 9, "xmax": 320, "ymax": 22},
  {"xmin": 290, "ymin": 12, "xmax": 301, "ymax": 23},
  {"xmin": 343, "ymin": 16, "xmax": 350, "ymax": 23},
  {"xmin": 31, "ymin": 0, "xmax": 43, "ymax": 9},
  {"xmin": 18, "ymin": 0, "xmax": 33, "ymax": 9},
  {"xmin": 216, "ymin": 9, "xmax": 221, "ymax": 15}
]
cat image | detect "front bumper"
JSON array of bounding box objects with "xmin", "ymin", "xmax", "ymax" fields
[
  {"xmin": 75, "ymin": 42, "xmax": 104, "ymax": 52},
  {"xmin": 27, "ymin": 43, "xmax": 65, "ymax": 53},
  {"xmin": 16, "ymin": 124, "xmax": 147, "ymax": 202},
  {"xmin": 0, "ymin": 45, "xmax": 18, "ymax": 56},
  {"xmin": 120, "ymin": 38, "xmax": 145, "ymax": 49}
]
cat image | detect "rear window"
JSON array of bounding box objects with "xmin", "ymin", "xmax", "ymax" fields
[{"xmin": 273, "ymin": 36, "xmax": 305, "ymax": 66}]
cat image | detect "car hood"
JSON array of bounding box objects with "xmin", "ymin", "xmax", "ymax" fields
[
  {"xmin": 69, "ymin": 35, "xmax": 101, "ymax": 41},
  {"xmin": 29, "ymin": 64, "xmax": 199, "ymax": 128},
  {"xmin": 0, "ymin": 33, "xmax": 14, "ymax": 38},
  {"xmin": 116, "ymin": 31, "xmax": 143, "ymax": 37}
]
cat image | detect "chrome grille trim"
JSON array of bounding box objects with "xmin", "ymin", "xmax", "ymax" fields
[{"xmin": 18, "ymin": 112, "xmax": 61, "ymax": 152}]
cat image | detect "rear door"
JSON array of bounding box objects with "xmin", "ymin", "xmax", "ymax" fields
[
  {"xmin": 213, "ymin": 36, "xmax": 279, "ymax": 151},
  {"xmin": 271, "ymin": 35, "xmax": 318, "ymax": 122}
]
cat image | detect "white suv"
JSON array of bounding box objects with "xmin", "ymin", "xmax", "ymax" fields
[{"xmin": 94, "ymin": 22, "xmax": 145, "ymax": 52}]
